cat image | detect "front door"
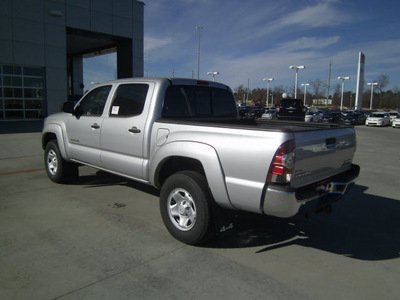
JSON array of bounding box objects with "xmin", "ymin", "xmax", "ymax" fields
[{"xmin": 66, "ymin": 85, "xmax": 112, "ymax": 167}]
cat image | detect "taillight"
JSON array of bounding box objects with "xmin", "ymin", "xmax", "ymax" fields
[
  {"xmin": 276, "ymin": 105, "xmax": 280, "ymax": 112},
  {"xmin": 302, "ymin": 106, "xmax": 306, "ymax": 112},
  {"xmin": 196, "ymin": 80, "xmax": 209, "ymax": 85},
  {"xmin": 267, "ymin": 139, "xmax": 295, "ymax": 183}
]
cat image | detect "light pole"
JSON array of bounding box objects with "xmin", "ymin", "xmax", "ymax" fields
[
  {"xmin": 289, "ymin": 65, "xmax": 305, "ymax": 98},
  {"xmin": 207, "ymin": 71, "xmax": 219, "ymax": 82},
  {"xmin": 338, "ymin": 76, "xmax": 350, "ymax": 110},
  {"xmin": 263, "ymin": 78, "xmax": 274, "ymax": 107},
  {"xmin": 196, "ymin": 25, "xmax": 203, "ymax": 79},
  {"xmin": 301, "ymin": 83, "xmax": 310, "ymax": 106},
  {"xmin": 247, "ymin": 78, "xmax": 250, "ymax": 105},
  {"xmin": 367, "ymin": 82, "xmax": 378, "ymax": 110}
]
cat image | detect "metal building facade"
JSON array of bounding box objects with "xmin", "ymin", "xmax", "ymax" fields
[{"xmin": 0, "ymin": 0, "xmax": 144, "ymax": 132}]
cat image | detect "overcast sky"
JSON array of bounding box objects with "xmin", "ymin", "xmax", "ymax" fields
[{"xmin": 84, "ymin": 0, "xmax": 400, "ymax": 94}]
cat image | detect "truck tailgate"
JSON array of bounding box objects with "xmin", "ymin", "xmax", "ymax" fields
[{"xmin": 291, "ymin": 127, "xmax": 356, "ymax": 188}]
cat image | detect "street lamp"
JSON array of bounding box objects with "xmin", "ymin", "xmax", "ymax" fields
[
  {"xmin": 289, "ymin": 65, "xmax": 305, "ymax": 98},
  {"xmin": 263, "ymin": 78, "xmax": 274, "ymax": 107},
  {"xmin": 207, "ymin": 71, "xmax": 219, "ymax": 82},
  {"xmin": 338, "ymin": 76, "xmax": 350, "ymax": 110},
  {"xmin": 301, "ymin": 83, "xmax": 310, "ymax": 106},
  {"xmin": 367, "ymin": 82, "xmax": 378, "ymax": 110},
  {"xmin": 196, "ymin": 26, "xmax": 204, "ymax": 79}
]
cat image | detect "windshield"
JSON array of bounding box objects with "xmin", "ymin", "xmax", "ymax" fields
[{"xmin": 372, "ymin": 113, "xmax": 385, "ymax": 117}]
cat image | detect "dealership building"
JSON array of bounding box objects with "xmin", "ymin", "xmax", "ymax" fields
[{"xmin": 0, "ymin": 0, "xmax": 144, "ymax": 132}]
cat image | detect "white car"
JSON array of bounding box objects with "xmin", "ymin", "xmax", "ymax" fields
[
  {"xmin": 365, "ymin": 112, "xmax": 391, "ymax": 127},
  {"xmin": 389, "ymin": 111, "xmax": 399, "ymax": 124},
  {"xmin": 305, "ymin": 111, "xmax": 322, "ymax": 122},
  {"xmin": 393, "ymin": 115, "xmax": 400, "ymax": 128},
  {"xmin": 261, "ymin": 107, "xmax": 276, "ymax": 119}
]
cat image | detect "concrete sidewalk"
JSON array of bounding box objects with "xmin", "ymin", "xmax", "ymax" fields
[{"xmin": 0, "ymin": 132, "xmax": 42, "ymax": 159}]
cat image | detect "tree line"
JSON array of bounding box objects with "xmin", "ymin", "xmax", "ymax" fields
[{"xmin": 234, "ymin": 74, "xmax": 400, "ymax": 110}]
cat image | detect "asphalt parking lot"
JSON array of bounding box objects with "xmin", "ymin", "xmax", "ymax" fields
[{"xmin": 1, "ymin": 126, "xmax": 399, "ymax": 300}]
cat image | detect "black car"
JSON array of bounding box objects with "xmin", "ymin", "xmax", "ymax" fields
[
  {"xmin": 320, "ymin": 111, "xmax": 342, "ymax": 123},
  {"xmin": 251, "ymin": 106, "xmax": 265, "ymax": 118},
  {"xmin": 238, "ymin": 106, "xmax": 265, "ymax": 119},
  {"xmin": 276, "ymin": 98, "xmax": 306, "ymax": 120},
  {"xmin": 238, "ymin": 106, "xmax": 252, "ymax": 119},
  {"xmin": 339, "ymin": 111, "xmax": 367, "ymax": 125}
]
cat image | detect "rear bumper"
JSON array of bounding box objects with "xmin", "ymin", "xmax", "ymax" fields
[{"xmin": 262, "ymin": 164, "xmax": 360, "ymax": 217}]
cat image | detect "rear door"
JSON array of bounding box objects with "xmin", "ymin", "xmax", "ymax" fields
[
  {"xmin": 66, "ymin": 85, "xmax": 112, "ymax": 166},
  {"xmin": 100, "ymin": 82, "xmax": 154, "ymax": 180}
]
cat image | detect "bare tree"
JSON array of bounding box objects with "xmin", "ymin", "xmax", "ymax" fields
[
  {"xmin": 376, "ymin": 74, "xmax": 389, "ymax": 92},
  {"xmin": 309, "ymin": 79, "xmax": 326, "ymax": 98},
  {"xmin": 375, "ymin": 74, "xmax": 389, "ymax": 108}
]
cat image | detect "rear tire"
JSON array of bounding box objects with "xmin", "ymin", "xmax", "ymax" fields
[
  {"xmin": 44, "ymin": 140, "xmax": 78, "ymax": 183},
  {"xmin": 160, "ymin": 171, "xmax": 215, "ymax": 245}
]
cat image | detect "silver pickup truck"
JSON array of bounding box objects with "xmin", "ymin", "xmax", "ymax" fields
[{"xmin": 42, "ymin": 78, "xmax": 359, "ymax": 245}]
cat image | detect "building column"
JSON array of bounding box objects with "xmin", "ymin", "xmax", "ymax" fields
[{"xmin": 68, "ymin": 55, "xmax": 84, "ymax": 98}]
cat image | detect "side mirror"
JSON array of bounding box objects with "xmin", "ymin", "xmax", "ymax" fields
[{"xmin": 62, "ymin": 101, "xmax": 76, "ymax": 113}]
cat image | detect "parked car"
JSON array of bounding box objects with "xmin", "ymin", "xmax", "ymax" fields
[
  {"xmin": 305, "ymin": 111, "xmax": 322, "ymax": 122},
  {"xmin": 392, "ymin": 115, "xmax": 400, "ymax": 128},
  {"xmin": 388, "ymin": 111, "xmax": 399, "ymax": 124},
  {"xmin": 251, "ymin": 106, "xmax": 266, "ymax": 118},
  {"xmin": 320, "ymin": 111, "xmax": 341, "ymax": 123},
  {"xmin": 339, "ymin": 111, "xmax": 367, "ymax": 125},
  {"xmin": 365, "ymin": 112, "xmax": 391, "ymax": 126},
  {"xmin": 261, "ymin": 107, "xmax": 276, "ymax": 119},
  {"xmin": 276, "ymin": 98, "xmax": 306, "ymax": 120},
  {"xmin": 238, "ymin": 106, "xmax": 252, "ymax": 119},
  {"xmin": 238, "ymin": 106, "xmax": 265, "ymax": 119}
]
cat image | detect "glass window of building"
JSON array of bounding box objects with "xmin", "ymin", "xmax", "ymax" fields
[{"xmin": 0, "ymin": 65, "xmax": 46, "ymax": 120}]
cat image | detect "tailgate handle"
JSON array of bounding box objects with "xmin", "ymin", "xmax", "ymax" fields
[{"xmin": 326, "ymin": 138, "xmax": 336, "ymax": 145}]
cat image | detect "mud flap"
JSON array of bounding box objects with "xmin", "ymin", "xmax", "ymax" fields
[{"xmin": 210, "ymin": 201, "xmax": 237, "ymax": 237}]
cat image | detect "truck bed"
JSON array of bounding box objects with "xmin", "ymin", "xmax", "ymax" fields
[
  {"xmin": 155, "ymin": 117, "xmax": 357, "ymax": 205},
  {"xmin": 156, "ymin": 118, "xmax": 352, "ymax": 132}
]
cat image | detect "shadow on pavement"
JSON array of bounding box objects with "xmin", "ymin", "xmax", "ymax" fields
[
  {"xmin": 205, "ymin": 185, "xmax": 400, "ymax": 261},
  {"xmin": 75, "ymin": 170, "xmax": 159, "ymax": 197},
  {"xmin": 64, "ymin": 170, "xmax": 400, "ymax": 261}
]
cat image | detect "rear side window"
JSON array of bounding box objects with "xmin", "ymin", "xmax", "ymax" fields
[
  {"xmin": 110, "ymin": 84, "xmax": 149, "ymax": 117},
  {"xmin": 162, "ymin": 85, "xmax": 237, "ymax": 118},
  {"xmin": 280, "ymin": 99, "xmax": 303, "ymax": 107}
]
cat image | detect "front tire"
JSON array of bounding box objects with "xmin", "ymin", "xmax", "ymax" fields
[
  {"xmin": 44, "ymin": 140, "xmax": 78, "ymax": 183},
  {"xmin": 160, "ymin": 171, "xmax": 215, "ymax": 245}
]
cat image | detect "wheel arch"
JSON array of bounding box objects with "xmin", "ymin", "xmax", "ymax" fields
[
  {"xmin": 150, "ymin": 141, "xmax": 232, "ymax": 209},
  {"xmin": 42, "ymin": 124, "xmax": 68, "ymax": 160}
]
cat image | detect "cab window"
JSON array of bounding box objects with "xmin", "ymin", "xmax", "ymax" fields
[
  {"xmin": 109, "ymin": 84, "xmax": 149, "ymax": 117},
  {"xmin": 76, "ymin": 85, "xmax": 111, "ymax": 116},
  {"xmin": 162, "ymin": 85, "xmax": 237, "ymax": 118}
]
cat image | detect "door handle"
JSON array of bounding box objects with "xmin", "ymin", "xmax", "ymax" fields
[
  {"xmin": 91, "ymin": 123, "xmax": 100, "ymax": 129},
  {"xmin": 128, "ymin": 126, "xmax": 141, "ymax": 134}
]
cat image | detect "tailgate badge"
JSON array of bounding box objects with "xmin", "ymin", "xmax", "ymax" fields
[{"xmin": 294, "ymin": 169, "xmax": 311, "ymax": 178}]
